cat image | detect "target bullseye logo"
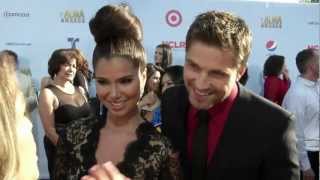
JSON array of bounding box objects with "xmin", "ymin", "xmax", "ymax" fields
[{"xmin": 166, "ymin": 10, "xmax": 182, "ymax": 27}]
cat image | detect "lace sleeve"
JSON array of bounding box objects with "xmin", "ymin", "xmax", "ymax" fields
[
  {"xmin": 54, "ymin": 114, "xmax": 98, "ymax": 179},
  {"xmin": 159, "ymin": 138, "xmax": 183, "ymax": 180}
]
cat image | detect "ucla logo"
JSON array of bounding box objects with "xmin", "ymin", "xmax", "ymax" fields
[
  {"xmin": 68, "ymin": 37, "xmax": 79, "ymax": 48},
  {"xmin": 261, "ymin": 16, "xmax": 282, "ymax": 28},
  {"xmin": 60, "ymin": 10, "xmax": 85, "ymax": 23}
]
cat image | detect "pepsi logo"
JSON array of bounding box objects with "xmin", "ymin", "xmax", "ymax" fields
[
  {"xmin": 165, "ymin": 10, "xmax": 182, "ymax": 27},
  {"xmin": 266, "ymin": 40, "xmax": 277, "ymax": 51}
]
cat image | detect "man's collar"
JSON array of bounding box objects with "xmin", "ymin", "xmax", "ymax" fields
[{"xmin": 297, "ymin": 76, "xmax": 320, "ymax": 87}]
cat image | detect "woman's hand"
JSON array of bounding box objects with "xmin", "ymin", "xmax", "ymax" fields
[
  {"xmin": 81, "ymin": 162, "xmax": 130, "ymax": 180},
  {"xmin": 282, "ymin": 67, "xmax": 290, "ymax": 80}
]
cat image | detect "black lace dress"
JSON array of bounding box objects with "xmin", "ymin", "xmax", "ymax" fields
[
  {"xmin": 43, "ymin": 85, "xmax": 93, "ymax": 180},
  {"xmin": 54, "ymin": 113, "xmax": 182, "ymax": 180}
]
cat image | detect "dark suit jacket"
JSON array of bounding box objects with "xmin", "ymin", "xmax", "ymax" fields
[{"xmin": 161, "ymin": 84, "xmax": 299, "ymax": 180}]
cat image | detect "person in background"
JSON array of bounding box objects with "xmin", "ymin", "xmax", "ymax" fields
[
  {"xmin": 72, "ymin": 48, "xmax": 93, "ymax": 97},
  {"xmin": 154, "ymin": 43, "xmax": 173, "ymax": 69},
  {"xmin": 263, "ymin": 55, "xmax": 290, "ymax": 105},
  {"xmin": 40, "ymin": 75, "xmax": 52, "ymax": 90},
  {"xmin": 38, "ymin": 49, "xmax": 92, "ymax": 179},
  {"xmin": 161, "ymin": 10, "xmax": 299, "ymax": 180},
  {"xmin": 139, "ymin": 63, "xmax": 163, "ymax": 128},
  {"xmin": 1, "ymin": 50, "xmax": 38, "ymax": 115},
  {"xmin": 0, "ymin": 52, "xmax": 39, "ymax": 180},
  {"xmin": 282, "ymin": 48, "xmax": 319, "ymax": 180},
  {"xmin": 40, "ymin": 48, "xmax": 92, "ymax": 93},
  {"xmin": 161, "ymin": 65, "xmax": 184, "ymax": 93},
  {"xmin": 239, "ymin": 68, "xmax": 249, "ymax": 86}
]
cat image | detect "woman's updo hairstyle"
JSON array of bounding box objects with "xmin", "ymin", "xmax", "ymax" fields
[
  {"xmin": 89, "ymin": 4, "xmax": 146, "ymax": 72},
  {"xmin": 89, "ymin": 4, "xmax": 142, "ymax": 44}
]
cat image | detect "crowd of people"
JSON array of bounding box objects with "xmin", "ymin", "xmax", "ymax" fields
[{"xmin": 0, "ymin": 3, "xmax": 319, "ymax": 180}]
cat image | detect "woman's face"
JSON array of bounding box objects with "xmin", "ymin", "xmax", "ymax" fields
[
  {"xmin": 161, "ymin": 73, "xmax": 174, "ymax": 93},
  {"xmin": 154, "ymin": 47, "xmax": 163, "ymax": 66},
  {"xmin": 56, "ymin": 58, "xmax": 77, "ymax": 82},
  {"xmin": 95, "ymin": 57, "xmax": 146, "ymax": 118},
  {"xmin": 147, "ymin": 70, "xmax": 161, "ymax": 92}
]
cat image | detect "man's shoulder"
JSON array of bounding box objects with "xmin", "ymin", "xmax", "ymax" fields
[
  {"xmin": 284, "ymin": 83, "xmax": 306, "ymax": 101},
  {"xmin": 238, "ymin": 86, "xmax": 292, "ymax": 119},
  {"xmin": 237, "ymin": 87, "xmax": 294, "ymax": 135}
]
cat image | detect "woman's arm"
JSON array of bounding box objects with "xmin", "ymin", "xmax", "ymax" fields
[
  {"xmin": 78, "ymin": 86, "xmax": 88, "ymax": 102},
  {"xmin": 38, "ymin": 88, "xmax": 59, "ymax": 145}
]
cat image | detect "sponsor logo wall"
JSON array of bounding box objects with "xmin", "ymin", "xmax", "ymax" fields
[
  {"xmin": 67, "ymin": 37, "xmax": 80, "ymax": 48},
  {"xmin": 261, "ymin": 16, "xmax": 282, "ymax": 28},
  {"xmin": 165, "ymin": 9, "xmax": 183, "ymax": 27},
  {"xmin": 0, "ymin": 1, "xmax": 318, "ymax": 178},
  {"xmin": 266, "ymin": 40, "xmax": 278, "ymax": 52},
  {"xmin": 3, "ymin": 11, "xmax": 30, "ymax": 18},
  {"xmin": 60, "ymin": 9, "xmax": 85, "ymax": 23}
]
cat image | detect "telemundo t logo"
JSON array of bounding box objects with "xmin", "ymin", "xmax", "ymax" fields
[{"xmin": 68, "ymin": 37, "xmax": 79, "ymax": 48}]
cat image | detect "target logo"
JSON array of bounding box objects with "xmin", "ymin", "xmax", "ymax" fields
[
  {"xmin": 166, "ymin": 10, "xmax": 182, "ymax": 27},
  {"xmin": 266, "ymin": 40, "xmax": 277, "ymax": 52}
]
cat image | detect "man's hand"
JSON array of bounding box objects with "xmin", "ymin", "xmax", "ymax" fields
[{"xmin": 81, "ymin": 162, "xmax": 130, "ymax": 180}]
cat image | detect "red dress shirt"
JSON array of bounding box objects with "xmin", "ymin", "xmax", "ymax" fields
[{"xmin": 187, "ymin": 84, "xmax": 238, "ymax": 162}]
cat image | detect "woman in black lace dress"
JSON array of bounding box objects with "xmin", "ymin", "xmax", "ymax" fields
[
  {"xmin": 53, "ymin": 4, "xmax": 182, "ymax": 180},
  {"xmin": 38, "ymin": 49, "xmax": 93, "ymax": 180}
]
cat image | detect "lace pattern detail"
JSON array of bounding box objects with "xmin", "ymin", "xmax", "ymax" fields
[{"xmin": 54, "ymin": 119, "xmax": 182, "ymax": 180}]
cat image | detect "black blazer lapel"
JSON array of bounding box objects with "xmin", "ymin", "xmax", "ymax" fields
[
  {"xmin": 161, "ymin": 85, "xmax": 191, "ymax": 177},
  {"xmin": 207, "ymin": 84, "xmax": 252, "ymax": 178}
]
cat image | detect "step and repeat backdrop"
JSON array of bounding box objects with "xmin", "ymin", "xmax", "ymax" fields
[{"xmin": 0, "ymin": 0, "xmax": 319, "ymax": 178}]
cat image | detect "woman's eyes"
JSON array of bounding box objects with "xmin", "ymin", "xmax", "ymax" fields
[
  {"xmin": 167, "ymin": 82, "xmax": 173, "ymax": 86},
  {"xmin": 96, "ymin": 79, "xmax": 109, "ymax": 85},
  {"xmin": 96, "ymin": 78, "xmax": 133, "ymax": 85},
  {"xmin": 152, "ymin": 77, "xmax": 160, "ymax": 81}
]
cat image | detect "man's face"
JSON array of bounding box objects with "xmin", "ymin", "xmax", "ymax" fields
[{"xmin": 184, "ymin": 41, "xmax": 244, "ymax": 110}]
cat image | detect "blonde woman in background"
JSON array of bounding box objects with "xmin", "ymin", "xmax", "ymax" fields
[{"xmin": 0, "ymin": 52, "xmax": 39, "ymax": 180}]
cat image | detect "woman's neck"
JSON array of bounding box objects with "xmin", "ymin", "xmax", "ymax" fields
[
  {"xmin": 52, "ymin": 78, "xmax": 71, "ymax": 88},
  {"xmin": 105, "ymin": 108, "xmax": 143, "ymax": 133},
  {"xmin": 52, "ymin": 78, "xmax": 75, "ymax": 94}
]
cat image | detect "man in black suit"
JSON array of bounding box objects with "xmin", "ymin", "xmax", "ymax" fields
[{"xmin": 161, "ymin": 10, "xmax": 299, "ymax": 180}]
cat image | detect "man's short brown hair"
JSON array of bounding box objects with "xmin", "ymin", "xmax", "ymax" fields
[{"xmin": 186, "ymin": 11, "xmax": 252, "ymax": 67}]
